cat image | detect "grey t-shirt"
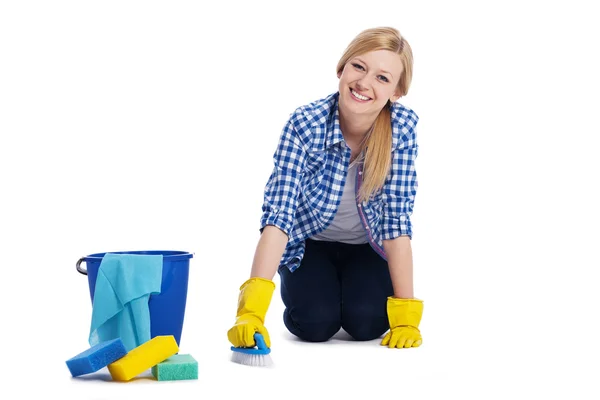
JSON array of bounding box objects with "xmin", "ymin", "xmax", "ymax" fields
[{"xmin": 310, "ymin": 160, "xmax": 369, "ymax": 244}]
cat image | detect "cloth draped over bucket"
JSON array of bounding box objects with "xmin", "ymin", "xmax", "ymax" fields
[{"xmin": 89, "ymin": 253, "xmax": 163, "ymax": 352}]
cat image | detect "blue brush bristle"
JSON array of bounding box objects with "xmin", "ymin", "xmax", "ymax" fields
[{"xmin": 66, "ymin": 338, "xmax": 127, "ymax": 377}]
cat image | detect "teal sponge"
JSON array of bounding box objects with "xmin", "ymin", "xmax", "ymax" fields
[{"xmin": 151, "ymin": 354, "xmax": 198, "ymax": 381}]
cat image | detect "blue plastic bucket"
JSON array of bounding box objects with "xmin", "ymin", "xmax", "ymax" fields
[{"xmin": 76, "ymin": 250, "xmax": 193, "ymax": 347}]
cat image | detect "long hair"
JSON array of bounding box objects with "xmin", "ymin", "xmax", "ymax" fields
[{"xmin": 336, "ymin": 27, "xmax": 413, "ymax": 203}]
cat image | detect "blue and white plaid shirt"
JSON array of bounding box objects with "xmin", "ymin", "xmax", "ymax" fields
[{"xmin": 260, "ymin": 92, "xmax": 419, "ymax": 272}]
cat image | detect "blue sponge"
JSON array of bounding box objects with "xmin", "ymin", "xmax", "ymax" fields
[{"xmin": 66, "ymin": 338, "xmax": 127, "ymax": 377}]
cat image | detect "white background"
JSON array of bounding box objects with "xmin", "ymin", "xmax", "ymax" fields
[{"xmin": 1, "ymin": 0, "xmax": 599, "ymax": 398}]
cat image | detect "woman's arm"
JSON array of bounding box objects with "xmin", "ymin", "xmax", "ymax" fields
[
  {"xmin": 250, "ymin": 225, "xmax": 289, "ymax": 280},
  {"xmin": 383, "ymin": 235, "xmax": 414, "ymax": 298},
  {"xmin": 253, "ymin": 112, "xmax": 308, "ymax": 279}
]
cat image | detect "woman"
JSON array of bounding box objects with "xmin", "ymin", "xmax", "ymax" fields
[{"xmin": 227, "ymin": 27, "xmax": 423, "ymax": 350}]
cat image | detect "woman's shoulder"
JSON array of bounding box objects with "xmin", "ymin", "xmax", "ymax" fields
[
  {"xmin": 390, "ymin": 102, "xmax": 419, "ymax": 149},
  {"xmin": 288, "ymin": 92, "xmax": 339, "ymax": 127},
  {"xmin": 390, "ymin": 101, "xmax": 419, "ymax": 127}
]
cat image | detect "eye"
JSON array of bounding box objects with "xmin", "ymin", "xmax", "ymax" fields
[
  {"xmin": 378, "ymin": 75, "xmax": 390, "ymax": 83},
  {"xmin": 352, "ymin": 63, "xmax": 365, "ymax": 71}
]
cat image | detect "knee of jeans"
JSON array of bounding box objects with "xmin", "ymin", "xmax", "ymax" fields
[
  {"xmin": 284, "ymin": 306, "xmax": 341, "ymax": 342},
  {"xmin": 342, "ymin": 304, "xmax": 388, "ymax": 341}
]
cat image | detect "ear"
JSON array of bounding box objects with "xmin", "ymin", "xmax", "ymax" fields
[{"xmin": 337, "ymin": 70, "xmax": 342, "ymax": 79}]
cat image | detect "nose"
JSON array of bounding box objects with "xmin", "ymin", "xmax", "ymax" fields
[{"xmin": 356, "ymin": 74, "xmax": 374, "ymax": 91}]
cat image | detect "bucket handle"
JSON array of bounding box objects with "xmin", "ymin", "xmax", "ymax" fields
[{"xmin": 76, "ymin": 257, "xmax": 87, "ymax": 275}]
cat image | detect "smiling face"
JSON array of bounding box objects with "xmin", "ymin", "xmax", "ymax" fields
[{"xmin": 337, "ymin": 49, "xmax": 404, "ymax": 118}]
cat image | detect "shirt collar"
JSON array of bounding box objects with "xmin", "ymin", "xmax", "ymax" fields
[
  {"xmin": 308, "ymin": 92, "xmax": 344, "ymax": 153},
  {"xmin": 327, "ymin": 94, "xmax": 345, "ymax": 149}
]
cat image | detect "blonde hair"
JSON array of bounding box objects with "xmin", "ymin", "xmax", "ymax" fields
[{"xmin": 336, "ymin": 27, "xmax": 413, "ymax": 203}]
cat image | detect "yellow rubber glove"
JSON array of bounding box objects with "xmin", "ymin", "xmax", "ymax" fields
[
  {"xmin": 381, "ymin": 297, "xmax": 424, "ymax": 349},
  {"xmin": 227, "ymin": 277, "xmax": 275, "ymax": 348}
]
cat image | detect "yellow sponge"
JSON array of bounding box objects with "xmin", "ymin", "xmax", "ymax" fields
[{"xmin": 108, "ymin": 335, "xmax": 179, "ymax": 382}]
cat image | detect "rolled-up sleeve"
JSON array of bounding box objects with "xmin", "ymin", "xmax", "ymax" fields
[
  {"xmin": 259, "ymin": 116, "xmax": 307, "ymax": 237},
  {"xmin": 381, "ymin": 126, "xmax": 419, "ymax": 240}
]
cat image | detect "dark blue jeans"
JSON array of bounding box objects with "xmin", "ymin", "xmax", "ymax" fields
[{"xmin": 279, "ymin": 238, "xmax": 393, "ymax": 342}]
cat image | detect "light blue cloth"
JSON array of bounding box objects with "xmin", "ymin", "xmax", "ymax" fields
[{"xmin": 89, "ymin": 253, "xmax": 163, "ymax": 352}]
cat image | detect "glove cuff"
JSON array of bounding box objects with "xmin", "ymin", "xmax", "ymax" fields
[
  {"xmin": 236, "ymin": 277, "xmax": 276, "ymax": 322},
  {"xmin": 239, "ymin": 277, "xmax": 275, "ymax": 291},
  {"xmin": 386, "ymin": 297, "xmax": 424, "ymax": 329}
]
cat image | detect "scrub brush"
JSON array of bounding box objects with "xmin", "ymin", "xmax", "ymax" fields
[{"xmin": 230, "ymin": 333, "xmax": 273, "ymax": 367}]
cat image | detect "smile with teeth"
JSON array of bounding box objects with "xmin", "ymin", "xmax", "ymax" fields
[{"xmin": 350, "ymin": 89, "xmax": 371, "ymax": 101}]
